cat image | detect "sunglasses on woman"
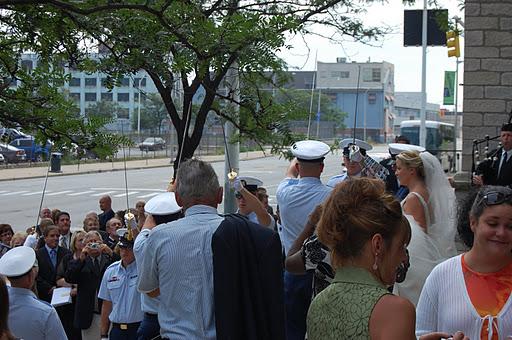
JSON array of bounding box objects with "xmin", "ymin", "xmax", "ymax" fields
[{"xmin": 476, "ymin": 191, "xmax": 512, "ymax": 207}]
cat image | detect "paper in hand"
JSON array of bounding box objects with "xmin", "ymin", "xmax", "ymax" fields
[{"xmin": 51, "ymin": 287, "xmax": 72, "ymax": 307}]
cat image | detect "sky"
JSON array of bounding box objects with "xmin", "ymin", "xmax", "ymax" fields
[{"xmin": 278, "ymin": 0, "xmax": 464, "ymax": 108}]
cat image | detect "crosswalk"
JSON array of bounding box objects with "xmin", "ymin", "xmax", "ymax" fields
[{"xmin": 0, "ymin": 188, "xmax": 167, "ymax": 199}]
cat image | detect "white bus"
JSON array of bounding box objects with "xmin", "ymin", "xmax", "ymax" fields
[{"xmin": 399, "ymin": 120, "xmax": 456, "ymax": 171}]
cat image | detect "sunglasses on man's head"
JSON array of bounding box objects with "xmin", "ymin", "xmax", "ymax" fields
[
  {"xmin": 477, "ymin": 191, "xmax": 512, "ymax": 207},
  {"xmin": 235, "ymin": 192, "xmax": 243, "ymax": 199}
]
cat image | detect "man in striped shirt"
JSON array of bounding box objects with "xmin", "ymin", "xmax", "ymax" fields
[{"xmin": 138, "ymin": 159, "xmax": 224, "ymax": 340}]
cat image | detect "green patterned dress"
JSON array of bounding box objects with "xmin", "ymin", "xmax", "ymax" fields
[{"xmin": 307, "ymin": 266, "xmax": 390, "ymax": 340}]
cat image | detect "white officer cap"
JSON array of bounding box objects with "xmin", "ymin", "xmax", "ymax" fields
[
  {"xmin": 0, "ymin": 246, "xmax": 37, "ymax": 277},
  {"xmin": 144, "ymin": 192, "xmax": 181, "ymax": 216},
  {"xmin": 388, "ymin": 143, "xmax": 425, "ymax": 155},
  {"xmin": 291, "ymin": 140, "xmax": 330, "ymax": 162},
  {"xmin": 340, "ymin": 138, "xmax": 373, "ymax": 154},
  {"xmin": 238, "ymin": 176, "xmax": 263, "ymax": 192}
]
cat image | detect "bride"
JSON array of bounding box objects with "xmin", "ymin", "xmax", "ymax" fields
[{"xmin": 393, "ymin": 150, "xmax": 457, "ymax": 306}]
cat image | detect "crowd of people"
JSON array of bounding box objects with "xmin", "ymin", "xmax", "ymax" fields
[{"xmin": 0, "ymin": 123, "xmax": 510, "ymax": 340}]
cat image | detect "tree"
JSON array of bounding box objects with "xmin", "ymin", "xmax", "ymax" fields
[
  {"xmin": 130, "ymin": 94, "xmax": 169, "ymax": 134},
  {"xmin": 0, "ymin": 4, "xmax": 130, "ymax": 157},
  {"xmin": 0, "ymin": 0, "xmax": 419, "ymax": 169},
  {"xmin": 86, "ymin": 101, "xmax": 119, "ymax": 119}
]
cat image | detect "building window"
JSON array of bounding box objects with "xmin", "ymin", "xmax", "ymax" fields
[
  {"xmin": 21, "ymin": 60, "xmax": 33, "ymax": 72},
  {"xmin": 70, "ymin": 93, "xmax": 81, "ymax": 102},
  {"xmin": 101, "ymin": 78, "xmax": 110, "ymax": 87},
  {"xmin": 85, "ymin": 78, "xmax": 97, "ymax": 87},
  {"xmin": 117, "ymin": 108, "xmax": 129, "ymax": 119},
  {"xmin": 367, "ymin": 92, "xmax": 376, "ymax": 104},
  {"xmin": 69, "ymin": 77, "xmax": 81, "ymax": 87},
  {"xmin": 363, "ymin": 68, "xmax": 381, "ymax": 82},
  {"xmin": 117, "ymin": 93, "xmax": 130, "ymax": 102},
  {"xmin": 120, "ymin": 78, "xmax": 130, "ymax": 87},
  {"xmin": 101, "ymin": 92, "xmax": 113, "ymax": 101},
  {"xmin": 85, "ymin": 92, "xmax": 97, "ymax": 102},
  {"xmin": 330, "ymin": 71, "xmax": 349, "ymax": 79},
  {"xmin": 134, "ymin": 77, "xmax": 146, "ymax": 87}
]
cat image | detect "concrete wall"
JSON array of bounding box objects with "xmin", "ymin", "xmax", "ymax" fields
[{"xmin": 463, "ymin": 0, "xmax": 512, "ymax": 171}]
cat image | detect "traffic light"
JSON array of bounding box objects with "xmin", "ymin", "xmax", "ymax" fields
[{"xmin": 446, "ymin": 31, "xmax": 460, "ymax": 58}]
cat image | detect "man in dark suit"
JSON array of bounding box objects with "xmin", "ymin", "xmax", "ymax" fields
[
  {"xmin": 474, "ymin": 123, "xmax": 512, "ymax": 187},
  {"xmin": 56, "ymin": 211, "xmax": 73, "ymax": 250},
  {"xmin": 98, "ymin": 195, "xmax": 115, "ymax": 231},
  {"xmin": 36, "ymin": 225, "xmax": 71, "ymax": 302},
  {"xmin": 65, "ymin": 230, "xmax": 114, "ymax": 339}
]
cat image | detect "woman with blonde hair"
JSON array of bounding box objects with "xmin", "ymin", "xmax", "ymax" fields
[
  {"xmin": 394, "ymin": 150, "xmax": 457, "ymax": 306},
  {"xmin": 56, "ymin": 230, "xmax": 86, "ymax": 340}
]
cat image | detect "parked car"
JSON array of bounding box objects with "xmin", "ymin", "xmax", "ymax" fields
[
  {"xmin": 139, "ymin": 137, "xmax": 166, "ymax": 151},
  {"xmin": 9, "ymin": 137, "xmax": 52, "ymax": 162},
  {"xmin": 0, "ymin": 154, "xmax": 4, "ymax": 164},
  {"xmin": 0, "ymin": 144, "xmax": 26, "ymax": 163},
  {"xmin": 0, "ymin": 128, "xmax": 30, "ymax": 141}
]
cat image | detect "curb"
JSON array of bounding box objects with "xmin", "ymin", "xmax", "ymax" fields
[{"xmin": 0, "ymin": 153, "xmax": 270, "ymax": 182}]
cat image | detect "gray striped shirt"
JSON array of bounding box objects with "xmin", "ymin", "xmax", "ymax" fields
[{"xmin": 138, "ymin": 204, "xmax": 224, "ymax": 339}]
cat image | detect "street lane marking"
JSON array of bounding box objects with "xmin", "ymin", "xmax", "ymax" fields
[
  {"xmin": 45, "ymin": 190, "xmax": 73, "ymax": 196},
  {"xmin": 1, "ymin": 191, "xmax": 29, "ymax": 196},
  {"xmin": 22, "ymin": 191, "xmax": 48, "ymax": 196},
  {"xmin": 0, "ymin": 191, "xmax": 7, "ymax": 194},
  {"xmin": 91, "ymin": 191, "xmax": 117, "ymax": 197},
  {"xmin": 68, "ymin": 191, "xmax": 95, "ymax": 196},
  {"xmin": 137, "ymin": 192, "xmax": 160, "ymax": 198},
  {"xmin": 92, "ymin": 187, "xmax": 166, "ymax": 192},
  {"xmin": 114, "ymin": 191, "xmax": 140, "ymax": 198}
]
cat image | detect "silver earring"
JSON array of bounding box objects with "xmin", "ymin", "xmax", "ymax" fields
[{"xmin": 373, "ymin": 254, "xmax": 378, "ymax": 271}]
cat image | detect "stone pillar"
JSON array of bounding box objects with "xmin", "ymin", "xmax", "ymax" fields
[{"xmin": 458, "ymin": 0, "xmax": 512, "ymax": 188}]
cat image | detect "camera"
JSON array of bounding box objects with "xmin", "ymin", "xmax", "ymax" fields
[{"xmin": 89, "ymin": 242, "xmax": 100, "ymax": 249}]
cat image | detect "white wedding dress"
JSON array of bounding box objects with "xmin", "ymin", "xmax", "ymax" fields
[{"xmin": 393, "ymin": 152, "xmax": 457, "ymax": 306}]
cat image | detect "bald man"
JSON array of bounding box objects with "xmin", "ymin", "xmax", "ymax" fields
[{"xmin": 98, "ymin": 195, "xmax": 115, "ymax": 232}]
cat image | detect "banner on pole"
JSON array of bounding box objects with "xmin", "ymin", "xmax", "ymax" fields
[{"xmin": 443, "ymin": 71, "xmax": 455, "ymax": 105}]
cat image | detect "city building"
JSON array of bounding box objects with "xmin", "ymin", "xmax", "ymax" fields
[
  {"xmin": 315, "ymin": 59, "xmax": 396, "ymax": 143},
  {"xmin": 394, "ymin": 92, "xmax": 441, "ymax": 134},
  {"xmin": 13, "ymin": 53, "xmax": 180, "ymax": 132}
]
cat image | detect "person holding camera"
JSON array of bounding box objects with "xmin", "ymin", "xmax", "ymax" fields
[{"xmin": 65, "ymin": 231, "xmax": 113, "ymax": 340}]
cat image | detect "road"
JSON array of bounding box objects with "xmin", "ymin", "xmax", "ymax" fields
[{"xmin": 1, "ymin": 145, "xmax": 389, "ymax": 231}]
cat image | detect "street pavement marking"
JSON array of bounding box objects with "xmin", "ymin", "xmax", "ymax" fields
[
  {"xmin": 68, "ymin": 191, "xmax": 95, "ymax": 196},
  {"xmin": 114, "ymin": 191, "xmax": 140, "ymax": 198},
  {"xmin": 45, "ymin": 190, "xmax": 73, "ymax": 196},
  {"xmin": 92, "ymin": 187, "xmax": 166, "ymax": 192},
  {"xmin": 1, "ymin": 191, "xmax": 29, "ymax": 196},
  {"xmin": 0, "ymin": 191, "xmax": 7, "ymax": 194},
  {"xmin": 91, "ymin": 191, "xmax": 117, "ymax": 197},
  {"xmin": 137, "ymin": 192, "xmax": 161, "ymax": 198},
  {"xmin": 22, "ymin": 191, "xmax": 48, "ymax": 196}
]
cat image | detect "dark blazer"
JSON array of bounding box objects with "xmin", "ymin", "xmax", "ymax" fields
[
  {"xmin": 477, "ymin": 148, "xmax": 512, "ymax": 187},
  {"xmin": 36, "ymin": 245, "xmax": 72, "ymax": 302},
  {"xmin": 212, "ymin": 214, "xmax": 285, "ymax": 340},
  {"xmin": 65, "ymin": 254, "xmax": 113, "ymax": 329},
  {"xmin": 98, "ymin": 209, "xmax": 115, "ymax": 231}
]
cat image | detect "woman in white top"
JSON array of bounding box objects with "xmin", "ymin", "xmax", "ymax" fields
[
  {"xmin": 393, "ymin": 150, "xmax": 457, "ymax": 306},
  {"xmin": 416, "ymin": 186, "xmax": 512, "ymax": 339}
]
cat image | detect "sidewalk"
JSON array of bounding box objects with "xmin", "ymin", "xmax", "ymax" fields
[{"xmin": 0, "ymin": 150, "xmax": 271, "ymax": 182}]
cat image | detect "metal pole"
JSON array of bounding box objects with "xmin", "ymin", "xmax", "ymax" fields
[
  {"xmin": 363, "ymin": 89, "xmax": 369, "ymax": 140},
  {"xmin": 419, "ymin": 0, "xmax": 428, "ymax": 148},
  {"xmin": 224, "ymin": 62, "xmax": 240, "ymax": 214},
  {"xmin": 453, "ymin": 55, "xmax": 460, "ymax": 172},
  {"xmin": 307, "ymin": 51, "xmax": 318, "ymax": 139},
  {"xmin": 316, "ymin": 88, "xmax": 321, "ymax": 138},
  {"xmin": 137, "ymin": 79, "xmax": 141, "ymax": 139}
]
